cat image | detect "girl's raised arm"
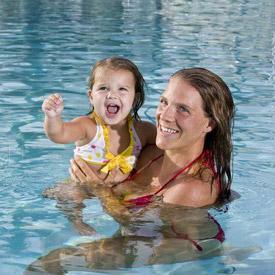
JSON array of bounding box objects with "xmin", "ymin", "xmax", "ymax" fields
[{"xmin": 42, "ymin": 93, "xmax": 93, "ymax": 144}]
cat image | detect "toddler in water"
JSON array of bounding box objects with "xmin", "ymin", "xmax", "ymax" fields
[{"xmin": 42, "ymin": 57, "xmax": 156, "ymax": 183}]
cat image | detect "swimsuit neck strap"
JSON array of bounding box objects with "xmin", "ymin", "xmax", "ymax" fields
[
  {"xmin": 91, "ymin": 111, "xmax": 135, "ymax": 158},
  {"xmin": 155, "ymin": 150, "xmax": 207, "ymax": 195}
]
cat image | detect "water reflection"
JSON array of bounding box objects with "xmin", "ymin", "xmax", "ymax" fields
[
  {"xmin": 0, "ymin": 0, "xmax": 275, "ymax": 273},
  {"xmin": 25, "ymin": 206, "xmax": 226, "ymax": 272}
]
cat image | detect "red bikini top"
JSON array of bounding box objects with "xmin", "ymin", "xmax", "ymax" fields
[{"xmin": 123, "ymin": 150, "xmax": 219, "ymax": 207}]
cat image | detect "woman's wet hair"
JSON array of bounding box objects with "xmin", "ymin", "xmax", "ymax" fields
[
  {"xmin": 88, "ymin": 56, "xmax": 145, "ymax": 120},
  {"xmin": 172, "ymin": 68, "xmax": 235, "ymax": 202}
]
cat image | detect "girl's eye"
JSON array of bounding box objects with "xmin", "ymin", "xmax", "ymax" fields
[
  {"xmin": 119, "ymin": 87, "xmax": 127, "ymax": 91},
  {"xmin": 159, "ymin": 98, "xmax": 167, "ymax": 105},
  {"xmin": 99, "ymin": 87, "xmax": 108, "ymax": 91}
]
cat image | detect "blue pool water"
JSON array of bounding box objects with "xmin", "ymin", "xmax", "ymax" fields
[{"xmin": 0, "ymin": 0, "xmax": 275, "ymax": 274}]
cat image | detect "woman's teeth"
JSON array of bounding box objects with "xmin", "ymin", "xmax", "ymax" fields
[{"xmin": 160, "ymin": 125, "xmax": 179, "ymax": 134}]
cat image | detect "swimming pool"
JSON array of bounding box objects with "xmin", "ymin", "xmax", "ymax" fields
[{"xmin": 0, "ymin": 0, "xmax": 275, "ymax": 274}]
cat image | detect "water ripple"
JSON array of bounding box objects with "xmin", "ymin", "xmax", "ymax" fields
[{"xmin": 0, "ymin": 0, "xmax": 275, "ymax": 273}]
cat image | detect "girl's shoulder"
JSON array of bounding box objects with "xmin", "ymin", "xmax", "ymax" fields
[
  {"xmin": 72, "ymin": 115, "xmax": 97, "ymax": 146},
  {"xmin": 72, "ymin": 114, "xmax": 96, "ymax": 124},
  {"xmin": 71, "ymin": 115, "xmax": 97, "ymax": 130}
]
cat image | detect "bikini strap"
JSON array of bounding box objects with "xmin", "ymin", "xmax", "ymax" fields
[
  {"xmin": 154, "ymin": 150, "xmax": 205, "ymax": 196},
  {"xmin": 123, "ymin": 153, "xmax": 164, "ymax": 181},
  {"xmin": 170, "ymin": 224, "xmax": 203, "ymax": 251}
]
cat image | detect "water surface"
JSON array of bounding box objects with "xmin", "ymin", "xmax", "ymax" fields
[{"xmin": 0, "ymin": 0, "xmax": 275, "ymax": 274}]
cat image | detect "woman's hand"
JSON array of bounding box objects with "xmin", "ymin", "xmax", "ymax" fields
[{"xmin": 69, "ymin": 156, "xmax": 102, "ymax": 184}]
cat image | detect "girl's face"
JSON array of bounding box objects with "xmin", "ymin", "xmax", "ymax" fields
[
  {"xmin": 89, "ymin": 68, "xmax": 136, "ymax": 126},
  {"xmin": 155, "ymin": 77, "xmax": 214, "ymax": 152}
]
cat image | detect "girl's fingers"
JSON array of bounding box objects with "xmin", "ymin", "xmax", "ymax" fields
[
  {"xmin": 45, "ymin": 100, "xmax": 57, "ymax": 109},
  {"xmin": 51, "ymin": 93, "xmax": 62, "ymax": 101},
  {"xmin": 45, "ymin": 94, "xmax": 63, "ymax": 106},
  {"xmin": 49, "ymin": 94, "xmax": 62, "ymax": 105},
  {"xmin": 42, "ymin": 93, "xmax": 64, "ymax": 114}
]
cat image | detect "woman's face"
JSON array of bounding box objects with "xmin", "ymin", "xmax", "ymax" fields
[{"xmin": 155, "ymin": 77, "xmax": 213, "ymax": 152}]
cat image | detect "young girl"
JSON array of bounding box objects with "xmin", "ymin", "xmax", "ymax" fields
[{"xmin": 42, "ymin": 57, "xmax": 156, "ymax": 183}]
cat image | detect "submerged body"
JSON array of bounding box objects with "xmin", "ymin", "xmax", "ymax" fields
[{"xmin": 25, "ymin": 207, "xmax": 225, "ymax": 272}]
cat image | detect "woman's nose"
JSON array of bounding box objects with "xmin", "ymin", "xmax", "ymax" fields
[{"xmin": 160, "ymin": 105, "xmax": 175, "ymax": 121}]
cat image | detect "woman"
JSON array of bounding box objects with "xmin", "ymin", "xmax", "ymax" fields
[{"xmin": 68, "ymin": 67, "xmax": 235, "ymax": 208}]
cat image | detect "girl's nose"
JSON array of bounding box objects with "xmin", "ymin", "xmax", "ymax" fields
[{"xmin": 106, "ymin": 89, "xmax": 118, "ymax": 99}]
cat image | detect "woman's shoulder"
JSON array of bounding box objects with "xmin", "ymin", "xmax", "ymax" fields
[
  {"xmin": 134, "ymin": 119, "xmax": 155, "ymax": 129},
  {"xmin": 135, "ymin": 144, "xmax": 163, "ymax": 171},
  {"xmin": 133, "ymin": 120, "xmax": 157, "ymax": 146},
  {"xmin": 163, "ymin": 175, "xmax": 219, "ymax": 207},
  {"xmin": 133, "ymin": 120, "xmax": 156, "ymax": 136}
]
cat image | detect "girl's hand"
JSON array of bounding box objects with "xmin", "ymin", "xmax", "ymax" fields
[{"xmin": 42, "ymin": 93, "xmax": 64, "ymax": 118}]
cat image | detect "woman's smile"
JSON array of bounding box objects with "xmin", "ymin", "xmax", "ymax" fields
[{"xmin": 159, "ymin": 124, "xmax": 180, "ymax": 135}]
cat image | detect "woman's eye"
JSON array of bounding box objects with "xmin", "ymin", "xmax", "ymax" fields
[{"xmin": 178, "ymin": 106, "xmax": 189, "ymax": 113}]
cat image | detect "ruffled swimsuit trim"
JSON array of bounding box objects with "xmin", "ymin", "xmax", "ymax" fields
[{"xmin": 74, "ymin": 112, "xmax": 142, "ymax": 174}]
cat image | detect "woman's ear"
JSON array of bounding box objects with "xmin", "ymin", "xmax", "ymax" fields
[{"xmin": 205, "ymin": 118, "xmax": 216, "ymax": 133}]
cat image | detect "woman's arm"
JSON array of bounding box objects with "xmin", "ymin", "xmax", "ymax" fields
[
  {"xmin": 89, "ymin": 184, "xmax": 133, "ymax": 225},
  {"xmin": 70, "ymin": 143, "xmax": 163, "ymax": 184},
  {"xmin": 43, "ymin": 182, "xmax": 96, "ymax": 235},
  {"xmin": 69, "ymin": 157, "xmax": 133, "ymax": 223}
]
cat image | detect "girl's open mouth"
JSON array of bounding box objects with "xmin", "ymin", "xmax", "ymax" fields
[{"xmin": 106, "ymin": 103, "xmax": 120, "ymax": 114}]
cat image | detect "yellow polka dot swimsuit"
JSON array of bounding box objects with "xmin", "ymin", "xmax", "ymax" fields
[{"xmin": 74, "ymin": 113, "xmax": 142, "ymax": 174}]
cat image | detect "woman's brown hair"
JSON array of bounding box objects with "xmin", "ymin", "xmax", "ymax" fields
[{"xmin": 172, "ymin": 68, "xmax": 235, "ymax": 201}]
